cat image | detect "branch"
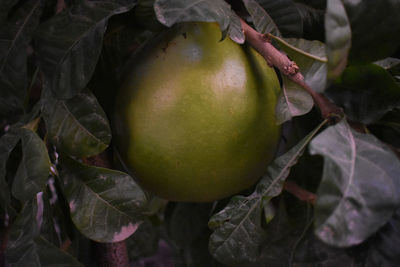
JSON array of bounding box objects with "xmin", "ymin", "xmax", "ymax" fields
[
  {"xmin": 240, "ymin": 19, "xmax": 344, "ymax": 123},
  {"xmin": 284, "ymin": 181, "xmax": 316, "ymax": 204}
]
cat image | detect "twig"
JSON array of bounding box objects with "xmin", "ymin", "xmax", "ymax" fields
[
  {"xmin": 240, "ymin": 19, "xmax": 344, "ymax": 123},
  {"xmin": 284, "ymin": 181, "xmax": 316, "ymax": 204}
]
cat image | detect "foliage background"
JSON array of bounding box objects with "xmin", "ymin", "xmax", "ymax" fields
[{"xmin": 1, "ymin": 0, "xmax": 400, "ymax": 266}]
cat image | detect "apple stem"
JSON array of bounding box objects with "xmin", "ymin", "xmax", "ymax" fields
[{"xmin": 240, "ymin": 19, "xmax": 344, "ymax": 123}]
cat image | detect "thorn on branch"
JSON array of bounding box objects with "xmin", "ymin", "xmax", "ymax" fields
[{"xmin": 283, "ymin": 62, "xmax": 300, "ymax": 76}]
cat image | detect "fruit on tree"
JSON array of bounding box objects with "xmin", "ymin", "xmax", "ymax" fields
[{"xmin": 113, "ymin": 22, "xmax": 281, "ymax": 202}]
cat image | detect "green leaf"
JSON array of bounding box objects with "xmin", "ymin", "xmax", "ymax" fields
[
  {"xmin": 365, "ymin": 210, "xmax": 400, "ymax": 267},
  {"xmin": 309, "ymin": 119, "xmax": 400, "ymax": 247},
  {"xmin": 11, "ymin": 128, "xmax": 50, "ymax": 202},
  {"xmin": 374, "ymin": 57, "xmax": 400, "ymax": 70},
  {"xmin": 271, "ymin": 37, "xmax": 326, "ymax": 123},
  {"xmin": 369, "ymin": 109, "xmax": 400, "ymax": 149},
  {"xmin": 34, "ymin": 0, "xmax": 137, "ymax": 100},
  {"xmin": 275, "ymin": 78, "xmax": 314, "ymax": 124},
  {"xmin": 324, "ymin": 0, "xmax": 351, "ymax": 80},
  {"xmin": 242, "ymin": 0, "xmax": 281, "ymax": 36},
  {"xmin": 153, "ymin": 0, "xmax": 244, "ymax": 44},
  {"xmin": 5, "ymin": 200, "xmax": 84, "ymax": 267},
  {"xmin": 42, "ymin": 88, "xmax": 111, "ymax": 157},
  {"xmin": 0, "ymin": 0, "xmax": 43, "ymax": 116},
  {"xmin": 126, "ymin": 218, "xmax": 159, "ymax": 260},
  {"xmin": 61, "ymin": 157, "xmax": 147, "ymax": 243},
  {"xmin": 134, "ymin": 0, "xmax": 166, "ymax": 31},
  {"xmin": 343, "ymin": 0, "xmax": 400, "ymax": 63},
  {"xmin": 326, "ymin": 64, "xmax": 400, "ymax": 124},
  {"xmin": 255, "ymin": 0, "xmax": 303, "ymax": 37},
  {"xmin": 167, "ymin": 202, "xmax": 212, "ymax": 247},
  {"xmin": 208, "ymin": 120, "xmax": 326, "ymax": 266},
  {"xmin": 272, "ymin": 36, "xmax": 327, "ymax": 92},
  {"xmin": 294, "ymin": 3, "xmax": 325, "ymax": 41},
  {"xmin": 34, "ymin": 236, "xmax": 84, "ymax": 267},
  {"xmin": 0, "ymin": 0, "xmax": 19, "ymax": 23},
  {"xmin": 0, "ymin": 130, "xmax": 20, "ymax": 210}
]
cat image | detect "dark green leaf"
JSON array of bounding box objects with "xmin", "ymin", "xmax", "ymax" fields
[
  {"xmin": 126, "ymin": 218, "xmax": 159, "ymax": 260},
  {"xmin": 42, "ymin": 88, "xmax": 111, "ymax": 157},
  {"xmin": 271, "ymin": 37, "xmax": 326, "ymax": 123},
  {"xmin": 134, "ymin": 0, "xmax": 165, "ymax": 31},
  {"xmin": 365, "ymin": 210, "xmax": 400, "ymax": 267},
  {"xmin": 275, "ymin": 78, "xmax": 314, "ymax": 124},
  {"xmin": 208, "ymin": 120, "xmax": 326, "ymax": 266},
  {"xmin": 272, "ymin": 36, "xmax": 327, "ymax": 92},
  {"xmin": 369, "ymin": 109, "xmax": 400, "ymax": 149},
  {"xmin": 309, "ymin": 119, "xmax": 400, "ymax": 247},
  {"xmin": 255, "ymin": 0, "xmax": 303, "ymax": 37},
  {"xmin": 180, "ymin": 228, "xmax": 225, "ymax": 267},
  {"xmin": 243, "ymin": 0, "xmax": 280, "ymax": 36},
  {"xmin": 153, "ymin": 0, "xmax": 244, "ymax": 43},
  {"xmin": 324, "ymin": 0, "xmax": 351, "ymax": 80},
  {"xmin": 0, "ymin": 0, "xmax": 43, "ymax": 116},
  {"xmin": 34, "ymin": 0, "xmax": 137, "ymax": 99},
  {"xmin": 34, "ymin": 236, "xmax": 84, "ymax": 267},
  {"xmin": 0, "ymin": 130, "xmax": 20, "ymax": 210},
  {"xmin": 343, "ymin": 0, "xmax": 400, "ymax": 63},
  {"xmin": 61, "ymin": 157, "xmax": 147, "ymax": 242},
  {"xmin": 294, "ymin": 3, "xmax": 325, "ymax": 41},
  {"xmin": 0, "ymin": 0, "xmax": 19, "ymax": 23},
  {"xmin": 374, "ymin": 57, "xmax": 400, "ymax": 71},
  {"xmin": 12, "ymin": 128, "xmax": 50, "ymax": 201},
  {"xmin": 167, "ymin": 203, "xmax": 212, "ymax": 247},
  {"xmin": 6, "ymin": 200, "xmax": 84, "ymax": 266},
  {"xmin": 326, "ymin": 64, "xmax": 400, "ymax": 124}
]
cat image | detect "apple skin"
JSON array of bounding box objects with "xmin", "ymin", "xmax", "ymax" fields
[{"xmin": 113, "ymin": 22, "xmax": 281, "ymax": 202}]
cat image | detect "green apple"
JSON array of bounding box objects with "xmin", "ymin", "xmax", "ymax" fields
[{"xmin": 113, "ymin": 22, "xmax": 281, "ymax": 202}]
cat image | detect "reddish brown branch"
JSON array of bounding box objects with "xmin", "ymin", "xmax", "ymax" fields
[
  {"xmin": 284, "ymin": 181, "xmax": 316, "ymax": 204},
  {"xmin": 240, "ymin": 19, "xmax": 344, "ymax": 123}
]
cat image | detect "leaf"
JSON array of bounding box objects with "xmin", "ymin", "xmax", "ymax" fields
[
  {"xmin": 0, "ymin": 0, "xmax": 43, "ymax": 116},
  {"xmin": 324, "ymin": 0, "xmax": 351, "ymax": 80},
  {"xmin": 365, "ymin": 209, "xmax": 400, "ymax": 267},
  {"xmin": 275, "ymin": 78, "xmax": 314, "ymax": 124},
  {"xmin": 242, "ymin": 0, "xmax": 281, "ymax": 36},
  {"xmin": 255, "ymin": 0, "xmax": 303, "ymax": 37},
  {"xmin": 11, "ymin": 128, "xmax": 50, "ymax": 202},
  {"xmin": 343, "ymin": 0, "xmax": 400, "ymax": 63},
  {"xmin": 167, "ymin": 202, "xmax": 212, "ymax": 247},
  {"xmin": 369, "ymin": 109, "xmax": 400, "ymax": 149},
  {"xmin": 0, "ymin": 0, "xmax": 19, "ymax": 23},
  {"xmin": 126, "ymin": 219, "xmax": 159, "ymax": 260},
  {"xmin": 134, "ymin": 0, "xmax": 165, "ymax": 31},
  {"xmin": 153, "ymin": 0, "xmax": 244, "ymax": 44},
  {"xmin": 374, "ymin": 57, "xmax": 400, "ymax": 70},
  {"xmin": 60, "ymin": 156, "xmax": 147, "ymax": 242},
  {"xmin": 208, "ymin": 120, "xmax": 326, "ymax": 266},
  {"xmin": 294, "ymin": 3, "xmax": 325, "ymax": 41},
  {"xmin": 326, "ymin": 64, "xmax": 400, "ymax": 124},
  {"xmin": 34, "ymin": 236, "xmax": 84, "ymax": 267},
  {"xmin": 34, "ymin": 0, "xmax": 137, "ymax": 100},
  {"xmin": 309, "ymin": 119, "xmax": 400, "ymax": 247},
  {"xmin": 271, "ymin": 36, "xmax": 327, "ymax": 92},
  {"xmin": 5, "ymin": 200, "xmax": 84, "ymax": 267},
  {"xmin": 42, "ymin": 88, "xmax": 111, "ymax": 157},
  {"xmin": 0, "ymin": 130, "xmax": 20, "ymax": 210}
]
